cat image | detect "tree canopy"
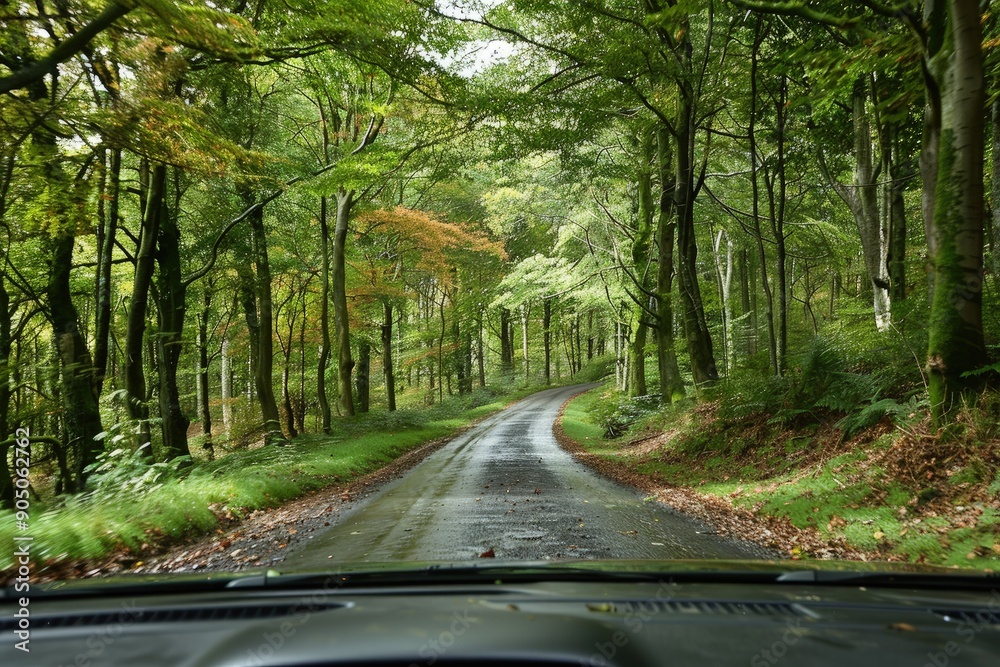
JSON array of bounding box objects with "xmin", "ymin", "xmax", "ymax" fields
[{"xmin": 1, "ymin": 0, "xmax": 998, "ymax": 509}]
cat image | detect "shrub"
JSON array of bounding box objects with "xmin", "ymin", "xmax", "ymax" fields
[
  {"xmin": 84, "ymin": 442, "xmax": 190, "ymax": 501},
  {"xmin": 590, "ymin": 394, "xmax": 660, "ymax": 438}
]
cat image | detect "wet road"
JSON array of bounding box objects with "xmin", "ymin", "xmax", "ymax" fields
[{"xmin": 285, "ymin": 384, "xmax": 769, "ymax": 568}]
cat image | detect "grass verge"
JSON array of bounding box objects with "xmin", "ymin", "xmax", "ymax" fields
[
  {"xmin": 0, "ymin": 388, "xmax": 537, "ymax": 572},
  {"xmin": 558, "ymin": 384, "xmax": 1000, "ymax": 569}
]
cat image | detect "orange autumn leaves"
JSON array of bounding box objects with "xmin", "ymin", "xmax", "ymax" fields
[{"xmin": 355, "ymin": 207, "xmax": 505, "ymax": 286}]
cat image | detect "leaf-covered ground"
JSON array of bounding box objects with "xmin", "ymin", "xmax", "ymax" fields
[{"xmin": 556, "ymin": 388, "xmax": 1000, "ymax": 569}]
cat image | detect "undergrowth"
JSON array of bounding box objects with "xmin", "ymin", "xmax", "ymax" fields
[
  {"xmin": 0, "ymin": 389, "xmax": 538, "ymax": 570},
  {"xmin": 561, "ymin": 337, "xmax": 1000, "ymax": 568}
]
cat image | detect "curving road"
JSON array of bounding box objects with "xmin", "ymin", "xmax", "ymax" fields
[{"xmin": 285, "ymin": 384, "xmax": 769, "ymax": 569}]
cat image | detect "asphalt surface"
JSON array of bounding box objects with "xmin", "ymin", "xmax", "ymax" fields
[{"xmin": 285, "ymin": 384, "xmax": 770, "ymax": 568}]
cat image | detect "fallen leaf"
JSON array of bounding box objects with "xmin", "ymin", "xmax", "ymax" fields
[
  {"xmin": 888, "ymin": 623, "xmax": 918, "ymax": 632},
  {"xmin": 479, "ymin": 548, "xmax": 495, "ymax": 558}
]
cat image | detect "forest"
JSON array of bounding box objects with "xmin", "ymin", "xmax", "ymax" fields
[{"xmin": 0, "ymin": 0, "xmax": 998, "ymax": 561}]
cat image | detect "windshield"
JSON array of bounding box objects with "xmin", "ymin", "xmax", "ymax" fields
[{"xmin": 1, "ymin": 0, "xmax": 998, "ymax": 592}]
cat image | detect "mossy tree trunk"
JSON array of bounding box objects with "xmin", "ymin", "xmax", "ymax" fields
[
  {"xmin": 921, "ymin": 0, "xmax": 988, "ymax": 422},
  {"xmin": 654, "ymin": 129, "xmax": 685, "ymax": 402}
]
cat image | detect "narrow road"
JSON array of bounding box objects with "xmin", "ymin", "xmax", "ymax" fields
[{"xmin": 285, "ymin": 384, "xmax": 769, "ymax": 568}]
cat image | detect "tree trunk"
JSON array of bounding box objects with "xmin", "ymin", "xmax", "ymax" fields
[
  {"xmin": 573, "ymin": 312, "xmax": 582, "ymax": 372},
  {"xmin": 629, "ymin": 312, "xmax": 648, "ymax": 396},
  {"xmin": 738, "ymin": 248, "xmax": 752, "ymax": 356},
  {"xmin": 282, "ymin": 344, "xmax": 298, "ymax": 436},
  {"xmin": 543, "ymin": 298, "xmax": 552, "ymax": 385},
  {"xmin": 820, "ymin": 77, "xmax": 891, "ymax": 330},
  {"xmin": 991, "ymin": 99, "xmax": 1000, "ymax": 278},
  {"xmin": 155, "ymin": 191, "xmax": 192, "ymax": 461},
  {"xmin": 0, "ymin": 275, "xmax": 13, "ymax": 508},
  {"xmin": 461, "ymin": 329, "xmax": 474, "ymax": 394},
  {"xmin": 197, "ymin": 286, "xmax": 213, "ymax": 459},
  {"xmin": 48, "ymin": 233, "xmax": 104, "ymax": 490},
  {"xmin": 356, "ymin": 340, "xmax": 370, "ymax": 413},
  {"xmin": 500, "ymin": 307, "xmax": 514, "ymax": 374},
  {"xmin": 923, "ymin": 0, "xmax": 988, "ymax": 421},
  {"xmin": 452, "ymin": 303, "xmax": 467, "ymax": 395},
  {"xmin": 382, "ymin": 301, "xmax": 396, "ymax": 411},
  {"xmin": 768, "ymin": 74, "xmax": 789, "ymax": 375},
  {"xmin": 297, "ymin": 293, "xmax": 307, "ymax": 434},
  {"xmin": 317, "ymin": 195, "xmax": 332, "ymax": 433},
  {"xmin": 587, "ymin": 310, "xmax": 594, "ymax": 361},
  {"xmin": 521, "ymin": 303, "xmax": 530, "ymax": 382},
  {"xmin": 852, "ymin": 78, "xmax": 891, "ymax": 330},
  {"xmin": 438, "ymin": 295, "xmax": 446, "ymax": 403},
  {"xmin": 243, "ymin": 195, "xmax": 283, "ymax": 443},
  {"xmin": 477, "ymin": 311, "xmax": 486, "ymax": 387},
  {"xmin": 749, "ymin": 22, "xmax": 779, "ymax": 375},
  {"xmin": 885, "ymin": 123, "xmax": 908, "ymax": 305},
  {"xmin": 221, "ymin": 336, "xmax": 232, "ymax": 436},
  {"xmin": 332, "ymin": 189, "xmax": 355, "ymax": 416},
  {"xmin": 673, "ymin": 87, "xmax": 717, "ymax": 390},
  {"xmin": 653, "ymin": 128, "xmax": 685, "ymax": 400},
  {"xmin": 713, "ymin": 230, "xmax": 734, "ymax": 375},
  {"xmin": 93, "ymin": 147, "xmax": 120, "ymax": 392},
  {"xmin": 124, "ymin": 162, "xmax": 164, "ymax": 450}
]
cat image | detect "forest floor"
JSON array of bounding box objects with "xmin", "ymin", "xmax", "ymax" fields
[
  {"xmin": 556, "ymin": 386, "xmax": 1000, "ymax": 570},
  {"xmin": 3, "ymin": 389, "xmax": 529, "ymax": 583},
  {"xmin": 14, "ymin": 382, "xmax": 999, "ymax": 583}
]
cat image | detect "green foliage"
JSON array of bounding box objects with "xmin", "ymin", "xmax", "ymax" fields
[
  {"xmin": 716, "ymin": 368, "xmax": 791, "ymax": 421},
  {"xmin": 83, "ymin": 443, "xmax": 191, "ymax": 501},
  {"xmin": 836, "ymin": 398, "xmax": 913, "ymax": 441},
  {"xmin": 715, "ymin": 332, "xmax": 926, "ymax": 438},
  {"xmin": 591, "ymin": 393, "xmax": 661, "ymax": 438},
  {"xmin": 574, "ymin": 355, "xmax": 615, "ymax": 383}
]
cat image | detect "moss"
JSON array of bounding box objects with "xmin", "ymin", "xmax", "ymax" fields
[{"xmin": 927, "ymin": 128, "xmax": 988, "ymax": 422}]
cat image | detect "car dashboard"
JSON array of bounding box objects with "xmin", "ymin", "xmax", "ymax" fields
[{"xmin": 4, "ymin": 575, "xmax": 1000, "ymax": 666}]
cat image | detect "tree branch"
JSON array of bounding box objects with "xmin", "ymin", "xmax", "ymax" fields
[{"xmin": 0, "ymin": 1, "xmax": 134, "ymax": 95}]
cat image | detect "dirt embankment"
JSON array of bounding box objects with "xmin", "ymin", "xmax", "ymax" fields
[{"xmin": 553, "ymin": 397, "xmax": 1000, "ymax": 566}]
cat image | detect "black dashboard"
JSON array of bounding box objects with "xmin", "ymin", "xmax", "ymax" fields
[{"xmin": 5, "ymin": 575, "xmax": 1000, "ymax": 666}]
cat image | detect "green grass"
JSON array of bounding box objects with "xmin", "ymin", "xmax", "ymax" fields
[
  {"xmin": 0, "ymin": 390, "xmax": 530, "ymax": 569},
  {"xmin": 558, "ymin": 386, "xmax": 1000, "ymax": 570},
  {"xmin": 560, "ymin": 387, "xmax": 610, "ymax": 452}
]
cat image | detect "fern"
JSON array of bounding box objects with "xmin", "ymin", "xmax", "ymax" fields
[
  {"xmin": 836, "ymin": 398, "xmax": 910, "ymax": 441},
  {"xmin": 961, "ymin": 361, "xmax": 1000, "ymax": 378},
  {"xmin": 812, "ymin": 372, "xmax": 879, "ymax": 412}
]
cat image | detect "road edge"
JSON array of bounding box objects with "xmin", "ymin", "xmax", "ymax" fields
[{"xmin": 552, "ymin": 386, "xmax": 869, "ymax": 561}]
